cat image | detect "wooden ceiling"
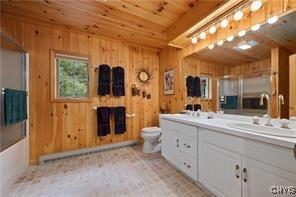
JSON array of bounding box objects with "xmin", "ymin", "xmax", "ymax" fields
[
  {"xmin": 191, "ymin": 11, "xmax": 296, "ymax": 66},
  {"xmin": 192, "ymin": 33, "xmax": 276, "ymax": 66},
  {"xmin": 259, "ymin": 11, "xmax": 296, "ymax": 53},
  {"xmin": 0, "ymin": 0, "xmax": 225, "ymax": 48}
]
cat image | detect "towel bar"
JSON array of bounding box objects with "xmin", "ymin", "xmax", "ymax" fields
[
  {"xmin": 1, "ymin": 88, "xmax": 29, "ymax": 96},
  {"xmin": 92, "ymin": 106, "xmax": 135, "ymax": 117}
]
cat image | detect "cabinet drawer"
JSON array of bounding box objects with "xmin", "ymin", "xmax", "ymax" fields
[
  {"xmin": 180, "ymin": 136, "xmax": 197, "ymax": 159},
  {"xmin": 180, "ymin": 154, "xmax": 198, "ymax": 181},
  {"xmin": 161, "ymin": 119, "xmax": 198, "ymax": 139}
]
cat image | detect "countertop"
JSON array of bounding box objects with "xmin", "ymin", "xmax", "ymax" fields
[{"xmin": 160, "ymin": 113, "xmax": 296, "ymax": 149}]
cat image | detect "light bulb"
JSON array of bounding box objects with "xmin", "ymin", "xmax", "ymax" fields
[
  {"xmin": 267, "ymin": 16, "xmax": 278, "ymax": 24},
  {"xmin": 191, "ymin": 36, "xmax": 198, "ymax": 44},
  {"xmin": 209, "ymin": 25, "xmax": 217, "ymax": 34},
  {"xmin": 251, "ymin": 0, "xmax": 262, "ymax": 12},
  {"xmin": 251, "ymin": 24, "xmax": 261, "ymax": 31},
  {"xmin": 220, "ymin": 18, "xmax": 228, "ymax": 28},
  {"xmin": 234, "ymin": 10, "xmax": 243, "ymax": 21},
  {"xmin": 226, "ymin": 35, "xmax": 234, "ymax": 42},
  {"xmin": 208, "ymin": 44, "xmax": 215, "ymax": 49},
  {"xmin": 217, "ymin": 40, "xmax": 224, "ymax": 46},
  {"xmin": 199, "ymin": 31, "xmax": 206, "ymax": 40},
  {"xmin": 238, "ymin": 30, "xmax": 246, "ymax": 37}
]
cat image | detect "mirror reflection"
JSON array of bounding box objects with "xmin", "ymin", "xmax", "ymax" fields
[{"xmin": 183, "ymin": 11, "xmax": 296, "ymax": 119}]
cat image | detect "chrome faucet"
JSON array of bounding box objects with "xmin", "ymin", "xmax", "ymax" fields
[
  {"xmin": 278, "ymin": 94, "xmax": 284, "ymax": 119},
  {"xmin": 260, "ymin": 93, "xmax": 273, "ymax": 127}
]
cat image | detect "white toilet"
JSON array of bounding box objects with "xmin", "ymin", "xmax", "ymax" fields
[{"xmin": 141, "ymin": 127, "xmax": 161, "ymax": 153}]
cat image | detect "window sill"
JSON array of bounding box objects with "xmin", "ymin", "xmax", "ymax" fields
[{"xmin": 51, "ymin": 98, "xmax": 92, "ymax": 103}]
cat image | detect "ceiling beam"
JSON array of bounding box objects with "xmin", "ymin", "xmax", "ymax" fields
[{"xmin": 166, "ymin": 0, "xmax": 228, "ymax": 46}]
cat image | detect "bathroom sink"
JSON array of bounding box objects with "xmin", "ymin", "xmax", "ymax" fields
[{"xmin": 228, "ymin": 122, "xmax": 296, "ymax": 138}]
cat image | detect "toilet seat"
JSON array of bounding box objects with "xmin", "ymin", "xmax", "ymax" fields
[{"xmin": 142, "ymin": 127, "xmax": 161, "ymax": 135}]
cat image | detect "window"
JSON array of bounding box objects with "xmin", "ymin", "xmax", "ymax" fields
[
  {"xmin": 201, "ymin": 76, "xmax": 211, "ymax": 99},
  {"xmin": 51, "ymin": 51, "xmax": 90, "ymax": 102}
]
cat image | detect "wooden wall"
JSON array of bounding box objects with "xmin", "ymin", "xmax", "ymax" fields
[
  {"xmin": 1, "ymin": 16, "xmax": 160, "ymax": 164},
  {"xmin": 159, "ymin": 46, "xmax": 184, "ymax": 113},
  {"xmin": 182, "ymin": 56, "xmax": 225, "ymax": 112},
  {"xmin": 290, "ymin": 54, "xmax": 296, "ymax": 117},
  {"xmin": 226, "ymin": 59, "xmax": 271, "ymax": 76}
]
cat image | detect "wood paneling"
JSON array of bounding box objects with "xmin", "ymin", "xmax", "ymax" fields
[
  {"xmin": 226, "ymin": 59, "xmax": 271, "ymax": 76},
  {"xmin": 290, "ymin": 54, "xmax": 296, "ymax": 117},
  {"xmin": 271, "ymin": 47, "xmax": 291, "ymax": 118},
  {"xmin": 193, "ymin": 33, "xmax": 277, "ymax": 66},
  {"xmin": 182, "ymin": 56, "xmax": 225, "ymax": 112},
  {"xmin": 0, "ymin": 0, "xmax": 200, "ymax": 48},
  {"xmin": 159, "ymin": 46, "xmax": 184, "ymax": 113},
  {"xmin": 1, "ymin": 16, "xmax": 160, "ymax": 164},
  {"xmin": 259, "ymin": 12, "xmax": 296, "ymax": 53},
  {"xmin": 158, "ymin": 47, "xmax": 225, "ymax": 113}
]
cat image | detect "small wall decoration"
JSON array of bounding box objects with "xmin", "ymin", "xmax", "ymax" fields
[
  {"xmin": 136, "ymin": 67, "xmax": 154, "ymax": 84},
  {"xmin": 164, "ymin": 69, "xmax": 174, "ymax": 95}
]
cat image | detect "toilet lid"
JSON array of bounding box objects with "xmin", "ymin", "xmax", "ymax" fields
[{"xmin": 142, "ymin": 127, "xmax": 161, "ymax": 133}]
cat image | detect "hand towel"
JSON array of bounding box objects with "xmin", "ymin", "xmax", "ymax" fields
[
  {"xmin": 186, "ymin": 76, "xmax": 195, "ymax": 97},
  {"xmin": 4, "ymin": 88, "xmax": 27, "ymax": 126},
  {"xmin": 194, "ymin": 76, "xmax": 201, "ymax": 97},
  {"xmin": 185, "ymin": 104, "xmax": 193, "ymax": 111},
  {"xmin": 113, "ymin": 106, "xmax": 126, "ymax": 134},
  {"xmin": 194, "ymin": 104, "xmax": 202, "ymax": 111},
  {"xmin": 97, "ymin": 107, "xmax": 111, "ymax": 136},
  {"xmin": 98, "ymin": 64, "xmax": 111, "ymax": 96},
  {"xmin": 112, "ymin": 66, "xmax": 125, "ymax": 96}
]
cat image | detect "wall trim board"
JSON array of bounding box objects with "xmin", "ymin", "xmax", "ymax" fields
[{"xmin": 39, "ymin": 140, "xmax": 138, "ymax": 165}]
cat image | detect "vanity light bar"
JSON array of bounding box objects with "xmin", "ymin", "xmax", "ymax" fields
[{"xmin": 189, "ymin": 0, "xmax": 279, "ymax": 47}]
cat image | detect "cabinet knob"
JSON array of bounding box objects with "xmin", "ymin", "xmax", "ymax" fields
[
  {"xmin": 184, "ymin": 162, "xmax": 191, "ymax": 168},
  {"xmin": 242, "ymin": 168, "xmax": 247, "ymax": 182},
  {"xmin": 183, "ymin": 143, "xmax": 191, "ymax": 148},
  {"xmin": 176, "ymin": 139, "xmax": 179, "ymax": 147},
  {"xmin": 235, "ymin": 165, "xmax": 240, "ymax": 179}
]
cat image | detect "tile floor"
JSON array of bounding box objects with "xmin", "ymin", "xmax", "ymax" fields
[{"xmin": 7, "ymin": 145, "xmax": 212, "ymax": 197}]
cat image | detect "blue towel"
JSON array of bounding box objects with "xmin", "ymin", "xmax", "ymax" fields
[
  {"xmin": 221, "ymin": 96, "xmax": 238, "ymax": 109},
  {"xmin": 113, "ymin": 106, "xmax": 126, "ymax": 134},
  {"xmin": 98, "ymin": 64, "xmax": 111, "ymax": 96},
  {"xmin": 194, "ymin": 104, "xmax": 201, "ymax": 111},
  {"xmin": 97, "ymin": 107, "xmax": 111, "ymax": 136},
  {"xmin": 186, "ymin": 76, "xmax": 195, "ymax": 97},
  {"xmin": 194, "ymin": 77, "xmax": 201, "ymax": 97},
  {"xmin": 185, "ymin": 104, "xmax": 193, "ymax": 111},
  {"xmin": 4, "ymin": 88, "xmax": 27, "ymax": 126},
  {"xmin": 112, "ymin": 66, "xmax": 125, "ymax": 96}
]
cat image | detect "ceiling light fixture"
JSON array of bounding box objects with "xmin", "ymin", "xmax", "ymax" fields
[
  {"xmin": 220, "ymin": 18, "xmax": 229, "ymax": 28},
  {"xmin": 191, "ymin": 36, "xmax": 198, "ymax": 44},
  {"xmin": 217, "ymin": 40, "xmax": 224, "ymax": 46},
  {"xmin": 234, "ymin": 10, "xmax": 243, "ymax": 21},
  {"xmin": 209, "ymin": 25, "xmax": 217, "ymax": 34},
  {"xmin": 199, "ymin": 31, "xmax": 206, "ymax": 40},
  {"xmin": 226, "ymin": 35, "xmax": 234, "ymax": 42},
  {"xmin": 267, "ymin": 15, "xmax": 278, "ymax": 24},
  {"xmin": 251, "ymin": 24, "xmax": 261, "ymax": 31},
  {"xmin": 238, "ymin": 44, "xmax": 252, "ymax": 50},
  {"xmin": 238, "ymin": 30, "xmax": 246, "ymax": 37},
  {"xmin": 251, "ymin": 0, "xmax": 262, "ymax": 12},
  {"xmin": 208, "ymin": 44, "xmax": 215, "ymax": 49}
]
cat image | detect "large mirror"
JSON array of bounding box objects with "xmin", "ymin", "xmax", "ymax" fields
[{"xmin": 183, "ymin": 10, "xmax": 296, "ymax": 118}]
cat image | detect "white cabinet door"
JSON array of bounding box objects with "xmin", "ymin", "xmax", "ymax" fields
[
  {"xmin": 200, "ymin": 142, "xmax": 242, "ymax": 197},
  {"xmin": 242, "ymin": 156, "xmax": 296, "ymax": 197},
  {"xmin": 161, "ymin": 128, "xmax": 180, "ymax": 167}
]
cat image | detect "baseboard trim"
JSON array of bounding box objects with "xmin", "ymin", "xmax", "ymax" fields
[{"xmin": 39, "ymin": 140, "xmax": 138, "ymax": 165}]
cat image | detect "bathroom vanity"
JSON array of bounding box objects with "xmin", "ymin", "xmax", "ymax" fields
[{"xmin": 160, "ymin": 113, "xmax": 296, "ymax": 197}]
